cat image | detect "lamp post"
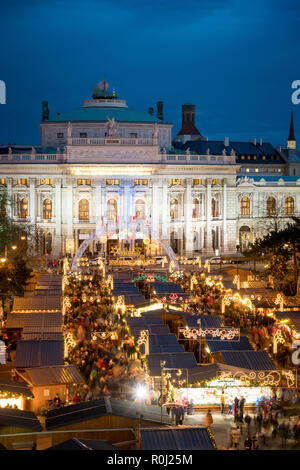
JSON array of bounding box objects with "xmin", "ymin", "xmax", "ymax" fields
[{"xmin": 160, "ymin": 360, "xmax": 166, "ymax": 423}]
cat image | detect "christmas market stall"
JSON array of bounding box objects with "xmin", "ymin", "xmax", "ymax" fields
[
  {"xmin": 0, "ymin": 380, "xmax": 34, "ymax": 410},
  {"xmin": 15, "ymin": 365, "xmax": 84, "ymax": 415}
]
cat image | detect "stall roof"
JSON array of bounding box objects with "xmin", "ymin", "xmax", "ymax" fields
[
  {"xmin": 12, "ymin": 296, "xmax": 61, "ymax": 312},
  {"xmin": 187, "ymin": 362, "xmax": 257, "ymax": 383},
  {"xmin": 46, "ymin": 438, "xmax": 116, "ymax": 450},
  {"xmin": 0, "ymin": 380, "xmax": 34, "ymax": 398},
  {"xmin": 273, "ymin": 311, "xmax": 300, "ymax": 331},
  {"xmin": 206, "ymin": 336, "xmax": 254, "ymax": 353},
  {"xmin": 0, "ymin": 408, "xmax": 42, "ymax": 431},
  {"xmin": 126, "ymin": 317, "xmax": 163, "ymax": 326},
  {"xmin": 220, "ymin": 350, "xmax": 276, "ymax": 370},
  {"xmin": 14, "ymin": 340, "xmax": 64, "ymax": 368},
  {"xmin": 22, "ymin": 325, "xmax": 62, "ymax": 341},
  {"xmin": 140, "ymin": 427, "xmax": 216, "ymax": 450},
  {"xmin": 146, "ymin": 352, "xmax": 198, "ymax": 376},
  {"xmin": 46, "ymin": 398, "xmax": 172, "ymax": 430},
  {"xmin": 24, "ymin": 365, "xmax": 84, "ymax": 387},
  {"xmin": 184, "ymin": 315, "xmax": 223, "ymax": 328},
  {"xmin": 130, "ymin": 324, "xmax": 170, "ymax": 339},
  {"xmin": 5, "ymin": 313, "xmax": 62, "ymax": 329}
]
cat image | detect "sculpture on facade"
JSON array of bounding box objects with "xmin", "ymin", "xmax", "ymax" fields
[
  {"xmin": 42, "ymin": 101, "xmax": 49, "ymax": 121},
  {"xmin": 222, "ymin": 148, "xmax": 227, "ymax": 156},
  {"xmin": 106, "ymin": 117, "xmax": 119, "ymax": 137}
]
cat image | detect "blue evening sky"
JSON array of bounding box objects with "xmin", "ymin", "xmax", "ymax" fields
[{"xmin": 0, "ymin": 0, "xmax": 299, "ymax": 146}]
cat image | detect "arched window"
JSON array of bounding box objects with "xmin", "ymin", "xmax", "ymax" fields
[
  {"xmin": 107, "ymin": 199, "xmax": 118, "ymax": 220},
  {"xmin": 43, "ymin": 199, "xmax": 52, "ymax": 219},
  {"xmin": 19, "ymin": 198, "xmax": 28, "ymax": 218},
  {"xmin": 240, "ymin": 196, "xmax": 250, "ymax": 216},
  {"xmin": 285, "ymin": 197, "xmax": 294, "ymax": 216},
  {"xmin": 79, "ymin": 199, "xmax": 89, "ymax": 221},
  {"xmin": 266, "ymin": 197, "xmax": 276, "ymax": 216},
  {"xmin": 170, "ymin": 198, "xmax": 179, "ymax": 219},
  {"xmin": 135, "ymin": 199, "xmax": 145, "ymax": 219},
  {"xmin": 211, "ymin": 198, "xmax": 219, "ymax": 218}
]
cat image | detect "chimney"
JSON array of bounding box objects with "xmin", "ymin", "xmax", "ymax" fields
[
  {"xmin": 224, "ymin": 137, "xmax": 229, "ymax": 147},
  {"xmin": 182, "ymin": 103, "xmax": 196, "ymax": 127},
  {"xmin": 148, "ymin": 107, "xmax": 154, "ymax": 116},
  {"xmin": 156, "ymin": 101, "xmax": 163, "ymax": 120},
  {"xmin": 250, "ymin": 138, "xmax": 257, "ymax": 146}
]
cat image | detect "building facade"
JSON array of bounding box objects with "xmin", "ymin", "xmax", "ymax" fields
[{"xmin": 0, "ymin": 81, "xmax": 299, "ymax": 258}]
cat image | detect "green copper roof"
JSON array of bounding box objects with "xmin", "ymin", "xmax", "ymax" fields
[{"xmin": 50, "ymin": 106, "xmax": 168, "ymax": 124}]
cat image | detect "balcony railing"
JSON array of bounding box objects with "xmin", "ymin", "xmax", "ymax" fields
[
  {"xmin": 0, "ymin": 154, "xmax": 61, "ymax": 163},
  {"xmin": 70, "ymin": 137, "xmax": 156, "ymax": 146}
]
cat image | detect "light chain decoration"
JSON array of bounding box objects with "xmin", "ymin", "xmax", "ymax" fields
[
  {"xmin": 64, "ymin": 332, "xmax": 77, "ymax": 357},
  {"xmin": 219, "ymin": 369, "xmax": 296, "ymax": 388},
  {"xmin": 180, "ymin": 327, "xmax": 240, "ymax": 341},
  {"xmin": 137, "ymin": 329, "xmax": 149, "ymax": 347}
]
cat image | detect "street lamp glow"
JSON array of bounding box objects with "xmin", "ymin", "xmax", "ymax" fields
[
  {"xmin": 0, "ymin": 258, "xmax": 6, "ymax": 263},
  {"xmin": 135, "ymin": 384, "xmax": 147, "ymax": 400},
  {"xmin": 11, "ymin": 245, "xmax": 17, "ymax": 250}
]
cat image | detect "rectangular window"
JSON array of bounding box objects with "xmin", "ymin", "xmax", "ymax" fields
[
  {"xmin": 134, "ymin": 179, "xmax": 141, "ymax": 186},
  {"xmin": 193, "ymin": 179, "xmax": 203, "ymax": 185},
  {"xmin": 57, "ymin": 133, "xmax": 64, "ymax": 139},
  {"xmin": 211, "ymin": 179, "xmax": 219, "ymax": 185},
  {"xmin": 130, "ymin": 133, "xmax": 138, "ymax": 138},
  {"xmin": 0, "ymin": 178, "xmax": 6, "ymax": 185},
  {"xmin": 77, "ymin": 179, "xmax": 90, "ymax": 186},
  {"xmin": 170, "ymin": 179, "xmax": 181, "ymax": 186},
  {"xmin": 80, "ymin": 133, "xmax": 87, "ymax": 138},
  {"xmin": 142, "ymin": 179, "xmax": 148, "ymax": 185},
  {"xmin": 17, "ymin": 178, "xmax": 27, "ymax": 185},
  {"xmin": 40, "ymin": 178, "xmax": 53, "ymax": 185},
  {"xmin": 106, "ymin": 179, "xmax": 119, "ymax": 186}
]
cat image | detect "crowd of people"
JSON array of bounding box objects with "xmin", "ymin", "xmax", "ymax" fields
[{"xmin": 63, "ymin": 269, "xmax": 145, "ymax": 402}]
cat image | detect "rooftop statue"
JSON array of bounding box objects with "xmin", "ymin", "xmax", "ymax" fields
[
  {"xmin": 106, "ymin": 117, "xmax": 119, "ymax": 137},
  {"xmin": 42, "ymin": 101, "xmax": 49, "ymax": 121}
]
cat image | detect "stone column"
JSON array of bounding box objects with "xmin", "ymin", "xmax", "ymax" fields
[
  {"xmin": 184, "ymin": 178, "xmax": 193, "ymax": 255},
  {"xmin": 161, "ymin": 179, "xmax": 169, "ymax": 241},
  {"xmin": 222, "ymin": 179, "xmax": 227, "ymax": 252},
  {"xmin": 95, "ymin": 179, "xmax": 103, "ymax": 229},
  {"xmin": 29, "ymin": 178, "xmax": 36, "ymax": 223},
  {"xmin": 6, "ymin": 177, "xmax": 13, "ymax": 218},
  {"xmin": 151, "ymin": 178, "xmax": 160, "ymax": 240},
  {"xmin": 53, "ymin": 178, "xmax": 62, "ymax": 256},
  {"xmin": 65, "ymin": 178, "xmax": 74, "ymax": 254},
  {"xmin": 206, "ymin": 179, "xmax": 212, "ymax": 252}
]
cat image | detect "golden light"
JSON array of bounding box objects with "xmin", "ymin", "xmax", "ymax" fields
[
  {"xmin": 70, "ymin": 166, "xmax": 154, "ymax": 176},
  {"xmin": 0, "ymin": 258, "xmax": 6, "ymax": 263},
  {"xmin": 11, "ymin": 245, "xmax": 17, "ymax": 250}
]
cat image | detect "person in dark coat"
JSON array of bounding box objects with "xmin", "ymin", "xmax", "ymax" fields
[
  {"xmin": 244, "ymin": 436, "xmax": 252, "ymax": 450},
  {"xmin": 240, "ymin": 396, "xmax": 246, "ymax": 419}
]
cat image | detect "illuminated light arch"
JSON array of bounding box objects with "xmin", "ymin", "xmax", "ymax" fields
[{"xmin": 71, "ymin": 217, "xmax": 179, "ymax": 271}]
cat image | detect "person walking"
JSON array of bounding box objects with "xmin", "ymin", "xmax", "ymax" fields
[
  {"xmin": 252, "ymin": 435, "xmax": 259, "ymax": 450},
  {"xmin": 231, "ymin": 425, "xmax": 241, "ymax": 449},
  {"xmin": 220, "ymin": 391, "xmax": 226, "ymax": 415},
  {"xmin": 203, "ymin": 410, "xmax": 213, "ymax": 427},
  {"xmin": 244, "ymin": 413, "xmax": 252, "ymax": 434},
  {"xmin": 244, "ymin": 435, "xmax": 252, "ymax": 450},
  {"xmin": 234, "ymin": 397, "xmax": 240, "ymax": 422},
  {"xmin": 279, "ymin": 421, "xmax": 289, "ymax": 448},
  {"xmin": 240, "ymin": 396, "xmax": 246, "ymax": 420}
]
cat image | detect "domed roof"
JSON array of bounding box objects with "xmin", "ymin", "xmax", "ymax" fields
[
  {"xmin": 52, "ymin": 105, "xmax": 165, "ymax": 123},
  {"xmin": 49, "ymin": 81, "xmax": 169, "ymax": 124}
]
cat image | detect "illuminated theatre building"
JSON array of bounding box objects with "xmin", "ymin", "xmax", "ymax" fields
[{"xmin": 0, "ymin": 80, "xmax": 300, "ymax": 258}]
